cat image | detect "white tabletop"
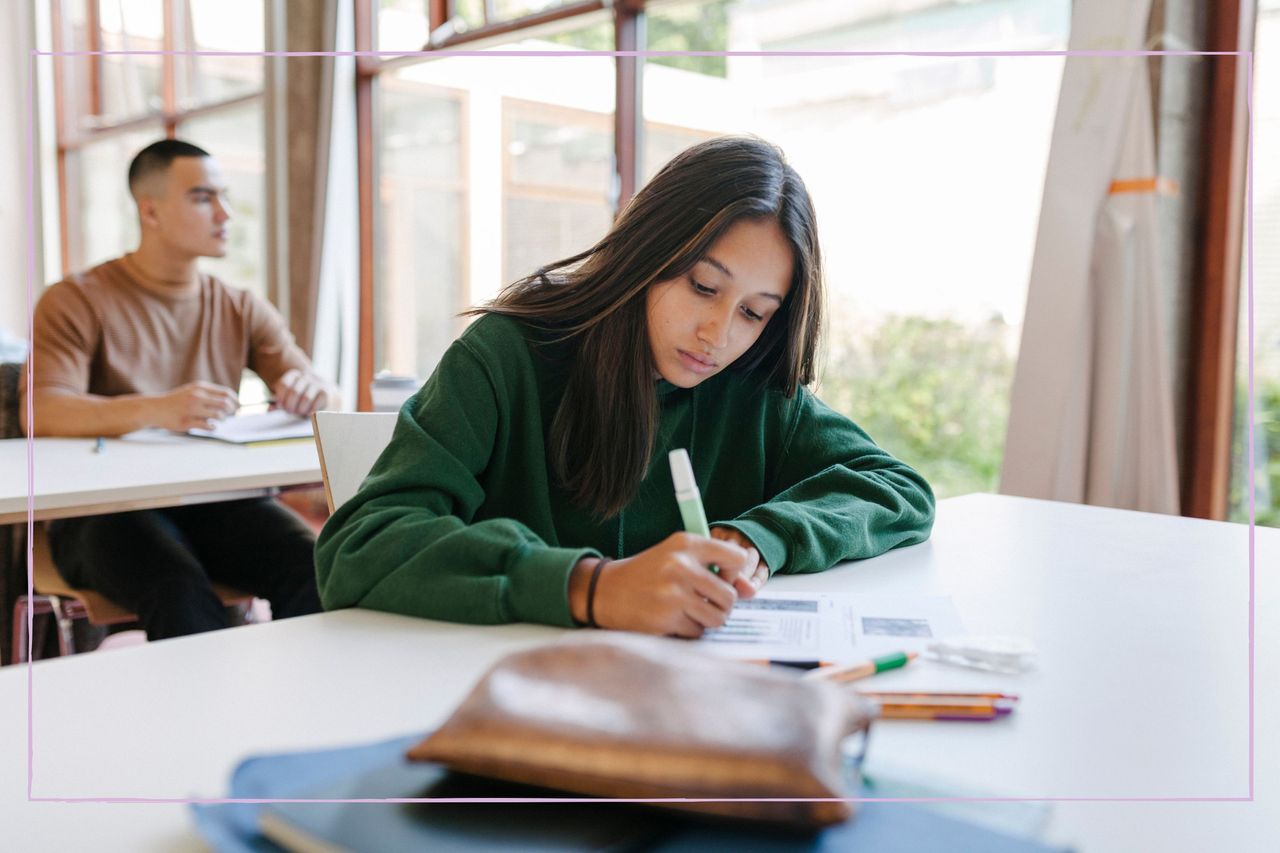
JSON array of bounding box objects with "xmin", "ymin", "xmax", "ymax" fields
[
  {"xmin": 1, "ymin": 494, "xmax": 1275, "ymax": 852},
  {"xmin": 0, "ymin": 431, "xmax": 322, "ymax": 523}
]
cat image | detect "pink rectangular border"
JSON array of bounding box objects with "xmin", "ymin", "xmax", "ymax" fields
[{"xmin": 23, "ymin": 47, "xmax": 1257, "ymax": 808}]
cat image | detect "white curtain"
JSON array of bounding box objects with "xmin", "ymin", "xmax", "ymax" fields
[
  {"xmin": 1, "ymin": 1, "xmax": 43, "ymax": 341},
  {"xmin": 1000, "ymin": 0, "xmax": 1180, "ymax": 515},
  {"xmin": 309, "ymin": 0, "xmax": 360, "ymax": 409}
]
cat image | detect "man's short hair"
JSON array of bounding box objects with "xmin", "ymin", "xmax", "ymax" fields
[{"xmin": 127, "ymin": 139, "xmax": 211, "ymax": 198}]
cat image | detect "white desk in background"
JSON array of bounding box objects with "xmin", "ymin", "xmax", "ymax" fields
[
  {"xmin": 1, "ymin": 495, "xmax": 1274, "ymax": 852},
  {"xmin": 0, "ymin": 431, "xmax": 322, "ymax": 524}
]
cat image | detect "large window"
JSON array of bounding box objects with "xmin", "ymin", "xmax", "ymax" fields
[
  {"xmin": 635, "ymin": 0, "xmax": 1071, "ymax": 500},
  {"xmin": 363, "ymin": 4, "xmax": 617, "ymax": 382},
  {"xmin": 357, "ymin": 2, "xmax": 1070, "ymax": 500},
  {"xmin": 52, "ymin": 0, "xmax": 267, "ymax": 297}
]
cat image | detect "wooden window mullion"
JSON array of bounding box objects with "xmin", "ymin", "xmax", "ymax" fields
[
  {"xmin": 613, "ymin": 0, "xmax": 644, "ymax": 214},
  {"xmin": 162, "ymin": 0, "xmax": 177, "ymax": 119},
  {"xmin": 429, "ymin": 0, "xmax": 449, "ymax": 32},
  {"xmin": 87, "ymin": 0, "xmax": 103, "ymax": 117},
  {"xmin": 1183, "ymin": 0, "xmax": 1257, "ymax": 519},
  {"xmin": 356, "ymin": 0, "xmax": 376, "ymax": 411}
]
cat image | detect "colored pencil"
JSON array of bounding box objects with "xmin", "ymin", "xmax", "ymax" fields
[
  {"xmin": 802, "ymin": 651, "xmax": 918, "ymax": 683},
  {"xmin": 860, "ymin": 691, "xmax": 1019, "ymax": 721}
]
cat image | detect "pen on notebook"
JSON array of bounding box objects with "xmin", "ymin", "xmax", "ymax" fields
[
  {"xmin": 668, "ymin": 448, "xmax": 719, "ymax": 574},
  {"xmin": 93, "ymin": 436, "xmax": 105, "ymax": 454},
  {"xmin": 803, "ymin": 651, "xmax": 918, "ymax": 683}
]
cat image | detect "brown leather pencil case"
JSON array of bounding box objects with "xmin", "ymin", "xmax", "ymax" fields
[{"xmin": 407, "ymin": 632, "xmax": 872, "ymax": 828}]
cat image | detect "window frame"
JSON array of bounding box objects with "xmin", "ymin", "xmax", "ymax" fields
[
  {"xmin": 352, "ymin": 0, "xmax": 1255, "ymax": 524},
  {"xmin": 374, "ymin": 74, "xmax": 472, "ymax": 376},
  {"xmin": 353, "ymin": 0, "xmax": 645, "ymax": 410},
  {"xmin": 50, "ymin": 0, "xmax": 268, "ymax": 287},
  {"xmin": 1184, "ymin": 0, "xmax": 1258, "ymax": 520}
]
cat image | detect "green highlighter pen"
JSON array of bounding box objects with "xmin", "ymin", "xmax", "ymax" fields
[{"xmin": 668, "ymin": 448, "xmax": 719, "ymax": 574}]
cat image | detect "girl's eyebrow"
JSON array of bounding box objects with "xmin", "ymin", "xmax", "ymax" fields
[
  {"xmin": 699, "ymin": 255, "xmax": 784, "ymax": 305},
  {"xmin": 701, "ymin": 255, "xmax": 734, "ymax": 279}
]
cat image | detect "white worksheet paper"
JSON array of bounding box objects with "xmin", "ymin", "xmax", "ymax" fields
[{"xmin": 697, "ymin": 591, "xmax": 963, "ymax": 663}]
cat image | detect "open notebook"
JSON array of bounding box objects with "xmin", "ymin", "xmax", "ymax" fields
[{"xmin": 188, "ymin": 410, "xmax": 314, "ymax": 445}]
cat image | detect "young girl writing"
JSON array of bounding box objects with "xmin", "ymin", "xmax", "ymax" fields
[{"xmin": 315, "ymin": 136, "xmax": 934, "ymax": 638}]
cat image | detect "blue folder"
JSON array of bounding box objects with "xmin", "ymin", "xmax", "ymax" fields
[{"xmin": 192, "ymin": 733, "xmax": 1073, "ymax": 853}]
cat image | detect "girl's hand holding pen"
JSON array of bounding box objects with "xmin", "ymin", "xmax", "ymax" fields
[{"xmin": 569, "ymin": 532, "xmax": 759, "ymax": 638}]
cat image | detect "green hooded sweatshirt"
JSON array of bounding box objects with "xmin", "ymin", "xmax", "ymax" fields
[{"xmin": 315, "ymin": 313, "xmax": 935, "ymax": 628}]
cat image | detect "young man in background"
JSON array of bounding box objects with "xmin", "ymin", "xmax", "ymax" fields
[{"xmin": 22, "ymin": 139, "xmax": 331, "ymax": 640}]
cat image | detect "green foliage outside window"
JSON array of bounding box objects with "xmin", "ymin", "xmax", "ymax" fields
[
  {"xmin": 543, "ymin": 1, "xmax": 731, "ymax": 78},
  {"xmin": 818, "ymin": 315, "xmax": 1016, "ymax": 500},
  {"xmin": 820, "ymin": 316, "xmax": 1280, "ymax": 526},
  {"xmin": 645, "ymin": 1, "xmax": 730, "ymax": 78},
  {"xmin": 1229, "ymin": 375, "xmax": 1280, "ymax": 529}
]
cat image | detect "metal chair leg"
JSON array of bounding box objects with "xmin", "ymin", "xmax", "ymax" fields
[
  {"xmin": 31, "ymin": 604, "xmax": 51, "ymax": 661},
  {"xmin": 47, "ymin": 595, "xmax": 76, "ymax": 657},
  {"xmin": 12, "ymin": 599, "xmax": 27, "ymax": 665},
  {"xmin": 11, "ymin": 597, "xmax": 56, "ymax": 665}
]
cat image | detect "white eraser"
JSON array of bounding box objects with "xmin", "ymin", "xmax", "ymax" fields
[{"xmin": 926, "ymin": 636, "xmax": 1038, "ymax": 674}]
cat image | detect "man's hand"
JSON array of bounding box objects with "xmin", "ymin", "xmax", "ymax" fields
[
  {"xmin": 711, "ymin": 526, "xmax": 769, "ymax": 592},
  {"xmin": 273, "ymin": 368, "xmax": 330, "ymax": 417},
  {"xmin": 152, "ymin": 381, "xmax": 239, "ymax": 432}
]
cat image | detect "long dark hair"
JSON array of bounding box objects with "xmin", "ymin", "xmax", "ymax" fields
[{"xmin": 475, "ymin": 136, "xmax": 823, "ymax": 518}]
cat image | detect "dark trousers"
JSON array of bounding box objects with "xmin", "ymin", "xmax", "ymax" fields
[{"xmin": 49, "ymin": 498, "xmax": 323, "ymax": 641}]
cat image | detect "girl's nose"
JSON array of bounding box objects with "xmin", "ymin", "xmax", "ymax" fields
[{"xmin": 697, "ymin": 312, "xmax": 731, "ymax": 350}]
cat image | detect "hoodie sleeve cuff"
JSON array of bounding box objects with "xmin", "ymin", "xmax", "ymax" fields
[
  {"xmin": 505, "ymin": 546, "xmax": 601, "ymax": 627},
  {"xmin": 713, "ymin": 519, "xmax": 790, "ymax": 577}
]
